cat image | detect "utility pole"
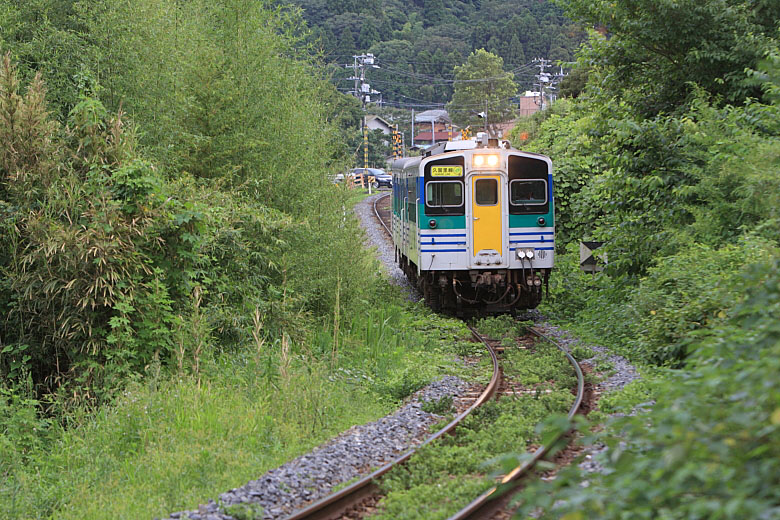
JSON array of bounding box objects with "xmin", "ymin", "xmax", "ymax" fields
[
  {"xmin": 411, "ymin": 108, "xmax": 415, "ymax": 148},
  {"xmin": 484, "ymin": 100, "xmax": 488, "ymax": 136},
  {"xmin": 533, "ymin": 58, "xmax": 565, "ymax": 110},
  {"xmin": 346, "ymin": 53, "xmax": 380, "ymax": 192},
  {"xmin": 534, "ymin": 58, "xmax": 550, "ymax": 110}
]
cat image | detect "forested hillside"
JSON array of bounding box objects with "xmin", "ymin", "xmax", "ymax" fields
[{"xmin": 285, "ymin": 0, "xmax": 584, "ymax": 105}]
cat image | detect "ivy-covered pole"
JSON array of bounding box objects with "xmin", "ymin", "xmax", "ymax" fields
[{"xmin": 363, "ymin": 115, "xmax": 371, "ymax": 194}]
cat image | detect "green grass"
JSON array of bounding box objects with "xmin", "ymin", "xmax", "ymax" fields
[
  {"xmin": 4, "ymin": 364, "xmax": 390, "ymax": 520},
  {"xmin": 0, "ymin": 285, "xmax": 481, "ymax": 520}
]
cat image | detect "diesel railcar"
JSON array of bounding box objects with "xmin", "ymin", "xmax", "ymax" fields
[{"xmin": 391, "ymin": 135, "xmax": 554, "ymax": 315}]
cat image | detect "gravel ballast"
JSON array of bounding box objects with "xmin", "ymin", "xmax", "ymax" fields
[
  {"xmin": 163, "ymin": 376, "xmax": 468, "ymax": 520},
  {"xmin": 355, "ymin": 193, "xmax": 419, "ymax": 299}
]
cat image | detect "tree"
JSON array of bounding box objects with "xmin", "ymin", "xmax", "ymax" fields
[
  {"xmin": 558, "ymin": 65, "xmax": 589, "ymax": 98},
  {"xmin": 447, "ymin": 49, "xmax": 517, "ymax": 134},
  {"xmin": 339, "ymin": 26, "xmax": 356, "ymax": 55},
  {"xmin": 562, "ymin": 0, "xmax": 780, "ymax": 114},
  {"xmin": 505, "ymin": 33, "xmax": 526, "ymax": 66},
  {"xmin": 357, "ymin": 16, "xmax": 380, "ymax": 50},
  {"xmin": 422, "ymin": 0, "xmax": 445, "ymax": 27}
]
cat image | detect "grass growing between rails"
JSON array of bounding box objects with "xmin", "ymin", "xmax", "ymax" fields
[
  {"xmin": 0, "ymin": 284, "xmax": 476, "ymax": 520},
  {"xmin": 371, "ymin": 317, "xmax": 577, "ymax": 520}
]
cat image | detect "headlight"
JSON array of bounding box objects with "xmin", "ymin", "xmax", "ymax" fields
[{"xmin": 472, "ymin": 154, "xmax": 499, "ymax": 168}]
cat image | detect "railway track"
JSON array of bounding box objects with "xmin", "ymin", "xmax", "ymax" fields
[
  {"xmin": 278, "ymin": 194, "xmax": 586, "ymax": 520},
  {"xmin": 284, "ymin": 327, "xmax": 585, "ymax": 520},
  {"xmin": 285, "ymin": 326, "xmax": 501, "ymax": 520},
  {"xmin": 372, "ymin": 193, "xmax": 392, "ymax": 236},
  {"xmin": 446, "ymin": 325, "xmax": 585, "ymax": 520}
]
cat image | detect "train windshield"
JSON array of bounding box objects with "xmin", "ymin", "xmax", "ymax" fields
[
  {"xmin": 426, "ymin": 181, "xmax": 463, "ymax": 207},
  {"xmin": 510, "ymin": 179, "xmax": 547, "ymax": 206},
  {"xmin": 508, "ymin": 155, "xmax": 550, "ymax": 215}
]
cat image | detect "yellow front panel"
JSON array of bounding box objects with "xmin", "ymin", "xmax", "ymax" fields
[{"xmin": 472, "ymin": 175, "xmax": 502, "ymax": 254}]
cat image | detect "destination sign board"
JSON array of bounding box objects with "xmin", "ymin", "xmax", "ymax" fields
[{"xmin": 430, "ymin": 166, "xmax": 463, "ymax": 177}]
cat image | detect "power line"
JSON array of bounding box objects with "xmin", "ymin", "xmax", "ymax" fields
[
  {"xmin": 376, "ymin": 62, "xmax": 537, "ymax": 84},
  {"xmin": 331, "ymin": 60, "xmax": 537, "ymax": 86}
]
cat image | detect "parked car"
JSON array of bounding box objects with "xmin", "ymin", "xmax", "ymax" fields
[{"xmin": 351, "ymin": 167, "xmax": 392, "ymax": 189}]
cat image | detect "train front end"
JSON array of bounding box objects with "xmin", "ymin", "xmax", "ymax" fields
[{"xmin": 392, "ymin": 137, "xmax": 554, "ymax": 316}]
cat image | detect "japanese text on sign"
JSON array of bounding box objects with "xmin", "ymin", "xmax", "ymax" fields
[{"xmin": 430, "ymin": 166, "xmax": 463, "ymax": 177}]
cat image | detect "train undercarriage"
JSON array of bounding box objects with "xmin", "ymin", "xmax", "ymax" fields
[{"xmin": 398, "ymin": 255, "xmax": 549, "ymax": 317}]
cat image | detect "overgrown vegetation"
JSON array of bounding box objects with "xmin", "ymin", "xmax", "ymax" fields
[
  {"xmin": 509, "ymin": 1, "xmax": 780, "ymax": 367},
  {"xmin": 503, "ymin": 1, "xmax": 780, "ymax": 517},
  {"xmin": 372, "ymin": 319, "xmax": 576, "ymax": 519},
  {"xmin": 0, "ymin": 0, "xmax": 473, "ymax": 517},
  {"xmin": 0, "ymin": 0, "xmax": 377, "ymax": 402},
  {"xmin": 0, "ymin": 285, "xmax": 478, "ymax": 519},
  {"xmin": 517, "ymin": 260, "xmax": 780, "ymax": 519}
]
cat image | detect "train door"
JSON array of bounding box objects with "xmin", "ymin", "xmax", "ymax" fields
[{"xmin": 469, "ymin": 174, "xmax": 506, "ymax": 267}]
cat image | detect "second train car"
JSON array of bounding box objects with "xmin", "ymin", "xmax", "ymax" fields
[{"xmin": 391, "ymin": 135, "xmax": 554, "ymax": 315}]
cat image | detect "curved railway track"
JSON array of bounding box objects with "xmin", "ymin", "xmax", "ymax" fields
[
  {"xmin": 282, "ymin": 194, "xmax": 585, "ymax": 520},
  {"xmin": 447, "ymin": 326, "xmax": 585, "ymax": 520},
  {"xmin": 372, "ymin": 193, "xmax": 392, "ymax": 236},
  {"xmin": 285, "ymin": 326, "xmax": 501, "ymax": 520}
]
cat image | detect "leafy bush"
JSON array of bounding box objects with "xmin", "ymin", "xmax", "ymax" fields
[
  {"xmin": 625, "ymin": 238, "xmax": 777, "ymax": 365},
  {"xmin": 544, "ymin": 237, "xmax": 778, "ymax": 366},
  {"xmin": 0, "ymin": 56, "xmax": 186, "ymax": 400},
  {"xmin": 516, "ymin": 258, "xmax": 780, "ymax": 520}
]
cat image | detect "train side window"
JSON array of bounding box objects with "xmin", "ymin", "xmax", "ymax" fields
[
  {"xmin": 475, "ymin": 179, "xmax": 498, "ymax": 205},
  {"xmin": 510, "ymin": 179, "xmax": 547, "ymax": 206},
  {"xmin": 426, "ymin": 181, "xmax": 463, "ymax": 207},
  {"xmin": 407, "ymin": 177, "xmax": 417, "ymax": 223}
]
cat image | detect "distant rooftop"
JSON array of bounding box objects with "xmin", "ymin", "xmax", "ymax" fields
[
  {"xmin": 414, "ymin": 130, "xmax": 455, "ymax": 142},
  {"xmin": 415, "ymin": 109, "xmax": 451, "ymax": 124},
  {"xmin": 366, "ymin": 114, "xmax": 392, "ymax": 127}
]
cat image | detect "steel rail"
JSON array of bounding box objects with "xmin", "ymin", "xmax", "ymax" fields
[
  {"xmin": 284, "ymin": 325, "xmax": 500, "ymax": 520},
  {"xmin": 446, "ymin": 325, "xmax": 585, "ymax": 520},
  {"xmin": 372, "ymin": 193, "xmax": 392, "ymax": 236}
]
